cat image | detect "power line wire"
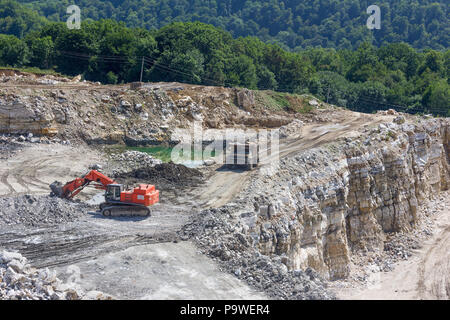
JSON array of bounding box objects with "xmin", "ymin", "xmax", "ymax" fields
[{"xmin": 51, "ymin": 49, "xmax": 448, "ymax": 116}]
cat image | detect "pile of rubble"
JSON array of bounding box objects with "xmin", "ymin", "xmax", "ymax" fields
[
  {"xmin": 181, "ymin": 205, "xmax": 335, "ymax": 300},
  {"xmin": 114, "ymin": 162, "xmax": 204, "ymax": 192},
  {"xmin": 0, "ymin": 70, "xmax": 76, "ymax": 85},
  {"xmin": 0, "ymin": 139, "xmax": 22, "ymax": 160},
  {"xmin": 278, "ymin": 119, "xmax": 304, "ymax": 138},
  {"xmin": 0, "ymin": 250, "xmax": 113, "ymax": 300},
  {"xmin": 0, "ymin": 133, "xmax": 71, "ymax": 146},
  {"xmin": 109, "ymin": 150, "xmax": 162, "ymax": 176},
  {"xmin": 334, "ymin": 190, "xmax": 449, "ymax": 292},
  {"xmin": 0, "ymin": 195, "xmax": 93, "ymax": 227},
  {"xmin": 382, "ymin": 191, "xmax": 448, "ymax": 264}
]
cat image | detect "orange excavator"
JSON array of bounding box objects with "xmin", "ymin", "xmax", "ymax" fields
[{"xmin": 50, "ymin": 170, "xmax": 159, "ymax": 217}]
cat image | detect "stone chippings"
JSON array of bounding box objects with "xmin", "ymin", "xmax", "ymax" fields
[
  {"xmin": 0, "ymin": 133, "xmax": 72, "ymax": 160},
  {"xmin": 181, "ymin": 205, "xmax": 335, "ymax": 300},
  {"xmin": 0, "ymin": 195, "xmax": 93, "ymax": 227},
  {"xmin": 278, "ymin": 119, "xmax": 304, "ymax": 138},
  {"xmin": 0, "ymin": 139, "xmax": 22, "ymax": 159},
  {"xmin": 0, "ymin": 250, "xmax": 113, "ymax": 300}
]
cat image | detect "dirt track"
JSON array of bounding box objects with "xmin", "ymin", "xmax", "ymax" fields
[
  {"xmin": 0, "ymin": 144, "xmax": 103, "ymax": 200},
  {"xmin": 337, "ymin": 193, "xmax": 450, "ymax": 300},
  {"xmin": 191, "ymin": 110, "xmax": 395, "ymax": 209}
]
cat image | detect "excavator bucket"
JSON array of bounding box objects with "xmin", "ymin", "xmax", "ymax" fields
[{"xmin": 49, "ymin": 181, "xmax": 64, "ymax": 198}]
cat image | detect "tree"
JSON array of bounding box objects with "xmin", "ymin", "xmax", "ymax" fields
[
  {"xmin": 0, "ymin": 34, "xmax": 29, "ymax": 66},
  {"xmin": 346, "ymin": 42, "xmax": 380, "ymax": 82},
  {"xmin": 422, "ymin": 80, "xmax": 450, "ymax": 115},
  {"xmin": 418, "ymin": 50, "xmax": 443, "ymax": 75},
  {"xmin": 105, "ymin": 71, "xmax": 118, "ymax": 84},
  {"xmin": 354, "ymin": 81, "xmax": 388, "ymax": 112},
  {"xmin": 257, "ymin": 65, "xmax": 277, "ymax": 90},
  {"xmin": 150, "ymin": 49, "xmax": 205, "ymax": 84},
  {"xmin": 309, "ymin": 71, "xmax": 357, "ymax": 107},
  {"xmin": 226, "ymin": 54, "xmax": 257, "ymax": 88},
  {"xmin": 0, "ymin": 0, "xmax": 47, "ymax": 38},
  {"xmin": 6, "ymin": 0, "xmax": 448, "ymax": 50},
  {"xmin": 26, "ymin": 36, "xmax": 54, "ymax": 69}
]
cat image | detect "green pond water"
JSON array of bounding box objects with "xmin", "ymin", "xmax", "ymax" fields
[{"xmin": 127, "ymin": 146, "xmax": 216, "ymax": 165}]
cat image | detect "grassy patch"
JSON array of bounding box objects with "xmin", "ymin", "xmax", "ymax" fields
[
  {"xmin": 0, "ymin": 66, "xmax": 63, "ymax": 77},
  {"xmin": 128, "ymin": 145, "xmax": 216, "ymax": 163},
  {"xmin": 254, "ymin": 90, "xmax": 290, "ymax": 111},
  {"xmin": 254, "ymin": 90, "xmax": 314, "ymax": 114}
]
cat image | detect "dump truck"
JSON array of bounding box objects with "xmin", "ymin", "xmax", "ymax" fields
[{"xmin": 223, "ymin": 140, "xmax": 260, "ymax": 170}]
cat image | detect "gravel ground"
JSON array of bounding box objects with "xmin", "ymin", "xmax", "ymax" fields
[
  {"xmin": 0, "ymin": 140, "xmax": 23, "ymax": 159},
  {"xmin": 0, "ymin": 195, "xmax": 94, "ymax": 227}
]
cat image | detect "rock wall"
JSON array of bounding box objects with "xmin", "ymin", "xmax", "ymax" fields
[
  {"xmin": 244, "ymin": 118, "xmax": 449, "ymax": 280},
  {"xmin": 0, "ymin": 98, "xmax": 55, "ymax": 135},
  {"xmin": 0, "ymin": 82, "xmax": 298, "ymax": 144}
]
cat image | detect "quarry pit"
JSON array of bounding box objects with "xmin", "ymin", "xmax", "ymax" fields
[{"xmin": 0, "ymin": 71, "xmax": 449, "ymax": 300}]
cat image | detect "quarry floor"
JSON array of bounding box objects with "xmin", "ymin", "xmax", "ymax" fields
[{"xmin": 1, "ymin": 109, "xmax": 448, "ymax": 300}]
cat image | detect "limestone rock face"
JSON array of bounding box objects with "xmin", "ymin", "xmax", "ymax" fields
[
  {"xmin": 0, "ymin": 99, "xmax": 54, "ymax": 134},
  {"xmin": 243, "ymin": 118, "xmax": 449, "ymax": 280},
  {"xmin": 236, "ymin": 89, "xmax": 255, "ymax": 110},
  {"xmin": 0, "ymin": 74, "xmax": 305, "ymax": 145}
]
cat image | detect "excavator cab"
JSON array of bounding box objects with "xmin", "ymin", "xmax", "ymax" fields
[{"xmin": 105, "ymin": 184, "xmax": 123, "ymax": 202}]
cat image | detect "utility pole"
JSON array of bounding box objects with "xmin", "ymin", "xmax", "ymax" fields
[{"xmin": 139, "ymin": 56, "xmax": 144, "ymax": 82}]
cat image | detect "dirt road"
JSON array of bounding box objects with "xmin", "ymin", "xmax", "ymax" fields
[
  {"xmin": 191, "ymin": 110, "xmax": 395, "ymax": 209},
  {"xmin": 337, "ymin": 193, "xmax": 450, "ymax": 300},
  {"xmin": 0, "ymin": 144, "xmax": 103, "ymax": 200}
]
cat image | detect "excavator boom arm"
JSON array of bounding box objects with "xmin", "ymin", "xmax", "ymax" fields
[{"xmin": 51, "ymin": 170, "xmax": 117, "ymax": 199}]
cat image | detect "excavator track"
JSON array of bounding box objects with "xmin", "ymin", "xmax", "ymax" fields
[{"xmin": 101, "ymin": 204, "xmax": 151, "ymax": 217}]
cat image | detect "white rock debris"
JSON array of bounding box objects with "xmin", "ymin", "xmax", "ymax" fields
[{"xmin": 0, "ymin": 250, "xmax": 114, "ymax": 300}]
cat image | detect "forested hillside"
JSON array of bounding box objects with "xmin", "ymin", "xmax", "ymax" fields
[
  {"xmin": 15, "ymin": 0, "xmax": 450, "ymax": 50},
  {"xmin": 0, "ymin": 1, "xmax": 448, "ymax": 116},
  {"xmin": 0, "ymin": 0, "xmax": 46, "ymax": 37}
]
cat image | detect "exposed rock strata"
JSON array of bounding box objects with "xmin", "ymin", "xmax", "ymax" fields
[{"xmin": 215, "ymin": 118, "xmax": 449, "ymax": 281}]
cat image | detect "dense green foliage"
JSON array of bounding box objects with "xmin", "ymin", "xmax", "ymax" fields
[
  {"xmin": 0, "ymin": 0, "xmax": 46, "ymax": 37},
  {"xmin": 0, "ymin": 1, "xmax": 448, "ymax": 116},
  {"xmin": 16, "ymin": 0, "xmax": 449, "ymax": 50}
]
